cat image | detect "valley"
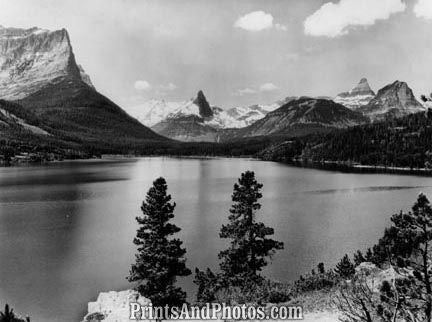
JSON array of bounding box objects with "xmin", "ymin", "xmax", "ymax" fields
[{"xmin": 0, "ymin": 25, "xmax": 430, "ymax": 175}]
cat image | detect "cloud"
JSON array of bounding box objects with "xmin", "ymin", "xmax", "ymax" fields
[
  {"xmin": 275, "ymin": 23, "xmax": 288, "ymax": 31},
  {"xmin": 304, "ymin": 0, "xmax": 406, "ymax": 38},
  {"xmin": 234, "ymin": 11, "xmax": 287, "ymax": 32},
  {"xmin": 234, "ymin": 83, "xmax": 280, "ymax": 96},
  {"xmin": 259, "ymin": 83, "xmax": 279, "ymax": 92},
  {"xmin": 233, "ymin": 88, "xmax": 257, "ymax": 96},
  {"xmin": 160, "ymin": 83, "xmax": 177, "ymax": 91},
  {"xmin": 414, "ymin": 0, "xmax": 432, "ymax": 19},
  {"xmin": 134, "ymin": 80, "xmax": 151, "ymax": 91}
]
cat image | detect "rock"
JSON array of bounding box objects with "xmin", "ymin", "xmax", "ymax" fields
[
  {"xmin": 82, "ymin": 290, "xmax": 151, "ymax": 322},
  {"xmin": 354, "ymin": 262, "xmax": 407, "ymax": 292},
  {"xmin": 334, "ymin": 78, "xmax": 375, "ymax": 110},
  {"xmin": 0, "ymin": 25, "xmax": 92, "ymax": 100},
  {"xmin": 359, "ymin": 80, "xmax": 425, "ymax": 121},
  {"xmin": 193, "ymin": 90, "xmax": 213, "ymax": 118}
]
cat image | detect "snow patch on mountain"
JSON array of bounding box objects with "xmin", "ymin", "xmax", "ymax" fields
[
  {"xmin": 128, "ymin": 96, "xmax": 292, "ymax": 129},
  {"xmin": 334, "ymin": 78, "xmax": 375, "ymax": 110}
]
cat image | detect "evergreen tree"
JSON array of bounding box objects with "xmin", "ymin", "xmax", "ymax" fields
[
  {"xmin": 317, "ymin": 262, "xmax": 325, "ymax": 274},
  {"xmin": 0, "ymin": 304, "xmax": 29, "ymax": 322},
  {"xmin": 218, "ymin": 171, "xmax": 283, "ymax": 285},
  {"xmin": 335, "ymin": 254, "xmax": 355, "ymax": 278},
  {"xmin": 193, "ymin": 268, "xmax": 219, "ymax": 304},
  {"xmin": 353, "ymin": 250, "xmax": 366, "ymax": 266},
  {"xmin": 128, "ymin": 177, "xmax": 191, "ymax": 308},
  {"xmin": 388, "ymin": 193, "xmax": 432, "ymax": 321},
  {"xmin": 365, "ymin": 248, "xmax": 374, "ymax": 262}
]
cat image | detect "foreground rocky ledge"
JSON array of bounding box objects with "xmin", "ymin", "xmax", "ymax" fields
[
  {"xmin": 81, "ymin": 289, "xmax": 339, "ymax": 322},
  {"xmin": 81, "ymin": 290, "xmax": 150, "ymax": 322},
  {"xmin": 82, "ymin": 263, "xmax": 403, "ymax": 321}
]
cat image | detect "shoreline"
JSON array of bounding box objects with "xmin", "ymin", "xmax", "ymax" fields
[
  {"xmin": 285, "ymin": 160, "xmax": 432, "ymax": 177},
  {"xmin": 3, "ymin": 154, "xmax": 432, "ymax": 177}
]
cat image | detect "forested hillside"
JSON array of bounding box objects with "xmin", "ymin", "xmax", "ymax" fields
[{"xmin": 261, "ymin": 110, "xmax": 432, "ymax": 169}]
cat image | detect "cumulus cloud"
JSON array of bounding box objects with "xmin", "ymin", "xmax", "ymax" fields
[
  {"xmin": 233, "ymin": 88, "xmax": 257, "ymax": 96},
  {"xmin": 414, "ymin": 0, "xmax": 432, "ymax": 19},
  {"xmin": 259, "ymin": 83, "xmax": 279, "ymax": 92},
  {"xmin": 234, "ymin": 11, "xmax": 287, "ymax": 32},
  {"xmin": 134, "ymin": 80, "xmax": 151, "ymax": 91},
  {"xmin": 304, "ymin": 0, "xmax": 406, "ymax": 38}
]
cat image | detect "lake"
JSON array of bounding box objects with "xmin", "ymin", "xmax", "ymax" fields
[{"xmin": 1, "ymin": 157, "xmax": 431, "ymax": 321}]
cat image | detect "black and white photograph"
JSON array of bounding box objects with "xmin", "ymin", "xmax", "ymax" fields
[{"xmin": 1, "ymin": 0, "xmax": 432, "ymax": 321}]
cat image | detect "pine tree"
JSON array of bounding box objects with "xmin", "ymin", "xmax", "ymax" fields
[
  {"xmin": 317, "ymin": 262, "xmax": 325, "ymax": 274},
  {"xmin": 353, "ymin": 250, "xmax": 366, "ymax": 266},
  {"xmin": 127, "ymin": 177, "xmax": 191, "ymax": 308},
  {"xmin": 194, "ymin": 268, "xmax": 219, "ymax": 304},
  {"xmin": 388, "ymin": 193, "xmax": 432, "ymax": 321},
  {"xmin": 335, "ymin": 254, "xmax": 355, "ymax": 278},
  {"xmin": 218, "ymin": 171, "xmax": 283, "ymax": 285},
  {"xmin": 365, "ymin": 248, "xmax": 374, "ymax": 262},
  {"xmin": 0, "ymin": 304, "xmax": 30, "ymax": 322}
]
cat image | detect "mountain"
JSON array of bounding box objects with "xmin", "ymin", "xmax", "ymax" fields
[
  {"xmin": 258, "ymin": 111, "xmax": 432, "ymax": 169},
  {"xmin": 150, "ymin": 91, "xmax": 220, "ymax": 142},
  {"xmin": 224, "ymin": 97, "xmax": 298, "ymax": 128},
  {"xmin": 0, "ymin": 99, "xmax": 49, "ymax": 136},
  {"xmin": 193, "ymin": 90, "xmax": 213, "ymax": 117},
  {"xmin": 0, "ymin": 25, "xmax": 164, "ymax": 153},
  {"xmin": 128, "ymin": 93, "xmax": 292, "ymax": 141},
  {"xmin": 129, "ymin": 96, "xmax": 293, "ymax": 130},
  {"xmin": 358, "ymin": 81, "xmax": 425, "ymax": 121},
  {"xmin": 334, "ymin": 78, "xmax": 375, "ymax": 110},
  {"xmin": 230, "ymin": 97, "xmax": 369, "ymax": 139}
]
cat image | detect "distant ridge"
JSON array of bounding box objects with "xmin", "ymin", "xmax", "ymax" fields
[{"xmin": 228, "ymin": 97, "xmax": 369, "ymax": 139}]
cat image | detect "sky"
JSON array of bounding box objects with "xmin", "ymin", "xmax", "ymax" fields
[{"xmin": 0, "ymin": 0, "xmax": 432, "ymax": 110}]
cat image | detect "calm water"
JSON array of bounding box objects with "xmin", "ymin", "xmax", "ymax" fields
[{"xmin": 1, "ymin": 157, "xmax": 432, "ymax": 321}]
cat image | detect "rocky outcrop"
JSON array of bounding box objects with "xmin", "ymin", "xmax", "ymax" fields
[
  {"xmin": 359, "ymin": 81, "xmax": 425, "ymax": 120},
  {"xmin": 334, "ymin": 78, "xmax": 375, "ymax": 110},
  {"xmin": 193, "ymin": 90, "xmax": 213, "ymax": 118},
  {"xmin": 82, "ymin": 290, "xmax": 150, "ymax": 322},
  {"xmin": 0, "ymin": 25, "xmax": 91, "ymax": 100}
]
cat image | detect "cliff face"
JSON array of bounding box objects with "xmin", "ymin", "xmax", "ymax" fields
[
  {"xmin": 359, "ymin": 80, "xmax": 425, "ymax": 120},
  {"xmin": 0, "ymin": 25, "xmax": 165, "ymax": 151},
  {"xmin": 334, "ymin": 78, "xmax": 375, "ymax": 110},
  {"xmin": 0, "ymin": 25, "xmax": 93, "ymax": 100}
]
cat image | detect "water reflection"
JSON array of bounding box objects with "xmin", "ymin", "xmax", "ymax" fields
[{"xmin": 1, "ymin": 158, "xmax": 431, "ymax": 322}]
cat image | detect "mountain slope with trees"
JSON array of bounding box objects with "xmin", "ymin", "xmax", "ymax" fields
[{"xmin": 260, "ymin": 110, "xmax": 432, "ymax": 170}]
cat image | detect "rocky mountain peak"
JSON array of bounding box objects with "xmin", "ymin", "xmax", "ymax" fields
[
  {"xmin": 193, "ymin": 90, "xmax": 213, "ymax": 118},
  {"xmin": 351, "ymin": 78, "xmax": 375, "ymax": 96},
  {"xmin": 360, "ymin": 80, "xmax": 425, "ymax": 120},
  {"xmin": 334, "ymin": 77, "xmax": 376, "ymax": 110},
  {"xmin": 0, "ymin": 26, "xmax": 93, "ymax": 100}
]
